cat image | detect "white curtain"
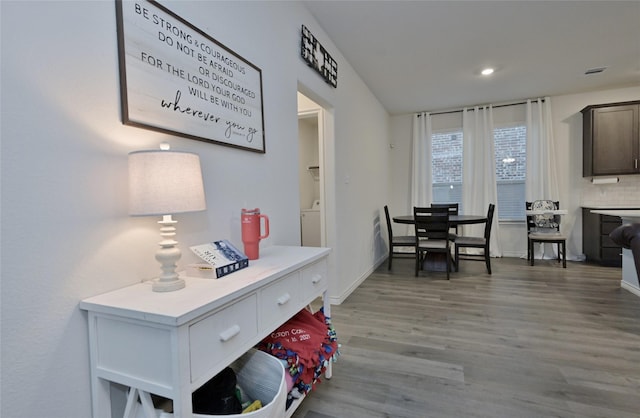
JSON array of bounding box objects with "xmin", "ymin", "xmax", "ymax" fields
[
  {"xmin": 525, "ymin": 97, "xmax": 559, "ymax": 201},
  {"xmin": 462, "ymin": 106, "xmax": 502, "ymax": 257},
  {"xmin": 411, "ymin": 112, "xmax": 432, "ymax": 208},
  {"xmin": 525, "ymin": 97, "xmax": 561, "ymax": 259}
]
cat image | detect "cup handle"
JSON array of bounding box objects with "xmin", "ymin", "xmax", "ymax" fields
[{"xmin": 259, "ymin": 214, "xmax": 270, "ymax": 239}]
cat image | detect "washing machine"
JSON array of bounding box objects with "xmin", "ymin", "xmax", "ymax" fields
[{"xmin": 301, "ymin": 200, "xmax": 321, "ymax": 247}]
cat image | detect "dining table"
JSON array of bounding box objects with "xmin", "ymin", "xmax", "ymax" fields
[
  {"xmin": 393, "ymin": 214, "xmax": 488, "ymax": 226},
  {"xmin": 392, "ymin": 214, "xmax": 488, "ymax": 272}
]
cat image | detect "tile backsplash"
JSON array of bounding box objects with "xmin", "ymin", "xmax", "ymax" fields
[{"xmin": 582, "ymin": 175, "xmax": 640, "ymax": 208}]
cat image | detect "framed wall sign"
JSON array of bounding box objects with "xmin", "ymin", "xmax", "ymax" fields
[
  {"xmin": 115, "ymin": 0, "xmax": 265, "ymax": 153},
  {"xmin": 301, "ymin": 25, "xmax": 338, "ymax": 88}
]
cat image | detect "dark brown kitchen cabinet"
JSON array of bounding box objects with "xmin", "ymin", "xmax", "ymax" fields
[
  {"xmin": 582, "ymin": 208, "xmax": 624, "ymax": 267},
  {"xmin": 582, "ymin": 101, "xmax": 640, "ymax": 177}
]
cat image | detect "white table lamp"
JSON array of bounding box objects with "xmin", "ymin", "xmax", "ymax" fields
[{"xmin": 128, "ymin": 148, "xmax": 206, "ymax": 292}]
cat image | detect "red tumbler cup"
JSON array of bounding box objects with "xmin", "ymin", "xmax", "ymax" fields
[{"xmin": 241, "ymin": 208, "xmax": 270, "ymax": 260}]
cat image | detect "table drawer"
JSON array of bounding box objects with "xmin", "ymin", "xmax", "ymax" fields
[
  {"xmin": 300, "ymin": 259, "xmax": 327, "ymax": 304},
  {"xmin": 189, "ymin": 293, "xmax": 258, "ymax": 383},
  {"xmin": 260, "ymin": 272, "xmax": 300, "ymax": 331}
]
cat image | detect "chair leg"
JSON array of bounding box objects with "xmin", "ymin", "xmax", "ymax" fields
[
  {"xmin": 388, "ymin": 250, "xmax": 392, "ymax": 270},
  {"xmin": 530, "ymin": 241, "xmax": 535, "ymax": 266},
  {"xmin": 446, "ymin": 251, "xmax": 450, "ymax": 280},
  {"xmin": 562, "ymin": 241, "xmax": 566, "ymax": 268},
  {"xmin": 415, "ymin": 251, "xmax": 420, "ymax": 276},
  {"xmin": 485, "ymin": 248, "xmax": 491, "ymax": 274},
  {"xmin": 454, "ymin": 246, "xmax": 460, "ymax": 272}
]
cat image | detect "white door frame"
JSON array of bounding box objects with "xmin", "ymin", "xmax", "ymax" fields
[{"xmin": 298, "ymin": 108, "xmax": 326, "ymax": 247}]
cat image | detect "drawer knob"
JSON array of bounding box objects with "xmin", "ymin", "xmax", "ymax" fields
[
  {"xmin": 277, "ymin": 293, "xmax": 291, "ymax": 305},
  {"xmin": 311, "ymin": 274, "xmax": 322, "ymax": 284},
  {"xmin": 219, "ymin": 324, "xmax": 241, "ymax": 342}
]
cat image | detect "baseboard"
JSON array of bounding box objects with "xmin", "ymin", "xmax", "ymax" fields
[
  {"xmin": 328, "ymin": 254, "xmax": 386, "ymax": 305},
  {"xmin": 621, "ymin": 281, "xmax": 640, "ymax": 298},
  {"xmin": 502, "ymin": 250, "xmax": 525, "ymax": 258}
]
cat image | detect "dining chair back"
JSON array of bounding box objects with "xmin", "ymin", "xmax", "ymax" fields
[
  {"xmin": 430, "ymin": 203, "xmax": 459, "ymax": 215},
  {"xmin": 413, "ymin": 206, "xmax": 452, "ymax": 279},
  {"xmin": 527, "ymin": 200, "xmax": 560, "ymax": 231},
  {"xmin": 526, "ymin": 200, "xmax": 567, "ymax": 268},
  {"xmin": 384, "ymin": 205, "xmax": 415, "ymax": 270},
  {"xmin": 431, "ymin": 203, "xmax": 460, "ymax": 236},
  {"xmin": 454, "ymin": 203, "xmax": 495, "ymax": 274}
]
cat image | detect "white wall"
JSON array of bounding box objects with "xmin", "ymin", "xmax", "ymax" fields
[
  {"xmin": 389, "ymin": 86, "xmax": 640, "ymax": 258},
  {"xmin": 296, "ymin": 37, "xmax": 392, "ymax": 301},
  {"xmin": 0, "ymin": 1, "xmax": 389, "ymax": 416}
]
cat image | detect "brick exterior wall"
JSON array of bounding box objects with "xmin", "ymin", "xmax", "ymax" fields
[
  {"xmin": 494, "ymin": 126, "xmax": 526, "ymax": 180},
  {"xmin": 432, "ymin": 132, "xmax": 463, "ymax": 183}
]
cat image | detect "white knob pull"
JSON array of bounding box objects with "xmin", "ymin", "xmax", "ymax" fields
[
  {"xmin": 311, "ymin": 274, "xmax": 322, "ymax": 284},
  {"xmin": 277, "ymin": 293, "xmax": 291, "ymax": 305},
  {"xmin": 219, "ymin": 324, "xmax": 241, "ymax": 342}
]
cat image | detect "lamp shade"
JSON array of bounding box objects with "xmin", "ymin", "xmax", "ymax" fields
[{"xmin": 128, "ymin": 150, "xmax": 206, "ymax": 216}]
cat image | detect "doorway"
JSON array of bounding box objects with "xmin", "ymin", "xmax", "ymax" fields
[{"xmin": 297, "ymin": 92, "xmax": 324, "ymax": 247}]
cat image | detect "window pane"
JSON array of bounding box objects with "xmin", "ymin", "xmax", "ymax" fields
[
  {"xmin": 494, "ymin": 125, "xmax": 526, "ymax": 220},
  {"xmin": 432, "ymin": 130, "xmax": 463, "ymax": 211},
  {"xmin": 433, "ymin": 183, "xmax": 462, "ymax": 206}
]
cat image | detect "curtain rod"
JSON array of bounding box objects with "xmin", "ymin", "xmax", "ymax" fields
[{"xmin": 417, "ymin": 97, "xmax": 546, "ymax": 116}]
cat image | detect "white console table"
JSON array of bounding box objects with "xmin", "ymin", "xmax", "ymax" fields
[{"xmin": 80, "ymin": 245, "xmax": 332, "ymax": 418}]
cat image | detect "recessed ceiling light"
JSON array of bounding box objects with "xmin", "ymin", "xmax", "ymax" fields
[{"xmin": 481, "ymin": 68, "xmax": 494, "ymax": 76}]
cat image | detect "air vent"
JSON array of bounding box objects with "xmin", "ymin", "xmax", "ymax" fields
[{"xmin": 585, "ymin": 67, "xmax": 607, "ymax": 75}]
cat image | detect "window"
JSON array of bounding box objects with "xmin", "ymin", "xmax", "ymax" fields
[
  {"xmin": 432, "ymin": 130, "xmax": 463, "ymax": 211},
  {"xmin": 430, "ymin": 124, "xmax": 526, "ymax": 221},
  {"xmin": 494, "ymin": 125, "xmax": 526, "ymax": 220}
]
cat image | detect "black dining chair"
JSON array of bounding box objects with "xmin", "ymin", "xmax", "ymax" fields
[
  {"xmin": 454, "ymin": 203, "xmax": 495, "ymax": 274},
  {"xmin": 384, "ymin": 205, "xmax": 415, "ymax": 270},
  {"xmin": 526, "ymin": 200, "xmax": 567, "ymax": 268},
  {"xmin": 413, "ymin": 206, "xmax": 452, "ymax": 279},
  {"xmin": 431, "ymin": 203, "xmax": 459, "ymax": 237}
]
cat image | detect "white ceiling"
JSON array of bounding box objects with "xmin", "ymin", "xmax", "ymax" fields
[{"xmin": 302, "ymin": 0, "xmax": 640, "ymax": 114}]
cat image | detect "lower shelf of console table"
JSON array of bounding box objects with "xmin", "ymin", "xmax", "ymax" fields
[{"xmin": 80, "ymin": 245, "xmax": 332, "ymax": 418}]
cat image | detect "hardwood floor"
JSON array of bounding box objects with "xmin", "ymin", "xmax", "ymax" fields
[{"xmin": 291, "ymin": 257, "xmax": 640, "ymax": 418}]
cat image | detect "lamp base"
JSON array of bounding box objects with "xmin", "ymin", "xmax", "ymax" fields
[
  {"xmin": 152, "ymin": 277, "xmax": 186, "ymax": 292},
  {"xmin": 152, "ymin": 214, "xmax": 185, "ymax": 292}
]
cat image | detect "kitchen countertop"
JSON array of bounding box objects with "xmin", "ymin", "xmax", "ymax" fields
[
  {"xmin": 590, "ymin": 210, "xmax": 640, "ymax": 222},
  {"xmin": 583, "ymin": 205, "xmax": 640, "ymax": 209}
]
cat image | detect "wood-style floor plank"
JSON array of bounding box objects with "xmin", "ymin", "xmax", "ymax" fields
[{"xmin": 291, "ymin": 257, "xmax": 640, "ymax": 418}]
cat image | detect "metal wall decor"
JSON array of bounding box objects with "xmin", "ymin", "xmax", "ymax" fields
[{"xmin": 301, "ymin": 25, "xmax": 338, "ymax": 88}]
